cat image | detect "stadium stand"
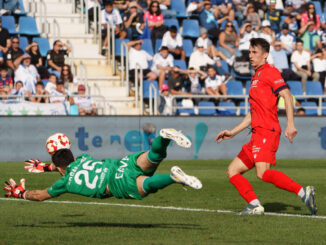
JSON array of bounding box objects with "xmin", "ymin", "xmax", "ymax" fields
[
  {"xmin": 32, "ymin": 37, "xmax": 50, "ymax": 57},
  {"xmin": 198, "ymin": 101, "xmax": 218, "ymax": 115},
  {"xmin": 301, "ymin": 101, "xmax": 318, "ymax": 115},
  {"xmin": 18, "ymin": 16, "xmax": 40, "ymax": 36}
]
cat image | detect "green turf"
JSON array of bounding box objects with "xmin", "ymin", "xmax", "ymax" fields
[{"xmin": 1, "ymin": 160, "xmax": 326, "ymax": 245}]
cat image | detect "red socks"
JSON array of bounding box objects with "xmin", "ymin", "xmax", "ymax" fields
[
  {"xmin": 262, "ymin": 169, "xmax": 302, "ymax": 194},
  {"xmin": 229, "ymin": 174, "xmax": 258, "ymax": 203}
]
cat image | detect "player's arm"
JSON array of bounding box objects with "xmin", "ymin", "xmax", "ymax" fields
[
  {"xmin": 25, "ymin": 159, "xmax": 57, "ymax": 173},
  {"xmin": 279, "ymin": 88, "xmax": 297, "ymax": 143},
  {"xmin": 4, "ymin": 178, "xmax": 52, "ymax": 201},
  {"xmin": 215, "ymin": 113, "xmax": 251, "ymax": 143}
]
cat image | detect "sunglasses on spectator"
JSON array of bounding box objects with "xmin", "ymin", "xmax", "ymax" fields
[
  {"xmin": 12, "ymin": 41, "xmax": 19, "ymax": 44},
  {"xmin": 226, "ymin": 24, "xmax": 233, "ymax": 27}
]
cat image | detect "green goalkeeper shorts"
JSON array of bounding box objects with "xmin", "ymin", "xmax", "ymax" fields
[{"xmin": 106, "ymin": 152, "xmax": 148, "ymax": 200}]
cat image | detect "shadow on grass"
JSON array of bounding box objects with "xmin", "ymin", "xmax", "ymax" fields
[
  {"xmin": 263, "ymin": 202, "xmax": 301, "ymax": 212},
  {"xmin": 16, "ymin": 222, "xmax": 203, "ymax": 230}
]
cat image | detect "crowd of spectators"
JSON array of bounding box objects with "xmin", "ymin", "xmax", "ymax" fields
[{"xmin": 98, "ymin": 0, "xmax": 326, "ymax": 115}]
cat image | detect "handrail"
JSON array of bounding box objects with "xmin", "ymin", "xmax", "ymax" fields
[
  {"xmin": 39, "ymin": 0, "xmax": 48, "ymax": 35},
  {"xmin": 28, "ymin": 0, "xmax": 37, "ymax": 17},
  {"xmin": 120, "ymin": 41, "xmax": 129, "ymax": 89},
  {"xmin": 134, "ymin": 63, "xmax": 143, "ymax": 109},
  {"xmin": 66, "ymin": 40, "xmax": 75, "ymax": 75},
  {"xmin": 52, "ymin": 18, "xmax": 61, "ymax": 40},
  {"xmin": 149, "ymin": 83, "xmax": 158, "ymax": 115},
  {"xmin": 111, "ymin": 26, "xmax": 116, "ymax": 74},
  {"xmin": 78, "ymin": 61, "xmax": 88, "ymax": 85}
]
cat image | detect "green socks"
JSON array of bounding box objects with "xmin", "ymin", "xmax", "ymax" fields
[
  {"xmin": 147, "ymin": 136, "xmax": 171, "ymax": 164},
  {"xmin": 142, "ymin": 174, "xmax": 175, "ymax": 194}
]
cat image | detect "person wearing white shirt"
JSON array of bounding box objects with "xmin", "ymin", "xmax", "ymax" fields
[
  {"xmin": 276, "ymin": 23, "xmax": 296, "ymax": 55},
  {"xmin": 50, "ymin": 80, "xmax": 74, "ymax": 105},
  {"xmin": 259, "ymin": 20, "xmax": 275, "ymax": 44},
  {"xmin": 45, "ymin": 74, "xmax": 57, "ymax": 94},
  {"xmin": 161, "ymin": 26, "xmax": 185, "ymax": 60},
  {"xmin": 74, "ymin": 84, "xmax": 97, "ymax": 115},
  {"xmin": 127, "ymin": 39, "xmax": 157, "ymax": 85},
  {"xmin": 239, "ymin": 21, "xmax": 258, "ymax": 51},
  {"xmin": 151, "ymin": 46, "xmax": 174, "ymax": 88},
  {"xmin": 14, "ymin": 54, "xmax": 40, "ymax": 94},
  {"xmin": 205, "ymin": 66, "xmax": 227, "ymax": 98},
  {"xmin": 311, "ymin": 48, "xmax": 326, "ymax": 90},
  {"xmin": 189, "ymin": 44, "xmax": 216, "ymax": 70},
  {"xmin": 101, "ymin": 2, "xmax": 126, "ymax": 50},
  {"xmin": 291, "ymin": 40, "xmax": 319, "ymax": 92}
]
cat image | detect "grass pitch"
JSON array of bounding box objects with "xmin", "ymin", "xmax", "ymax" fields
[{"xmin": 1, "ymin": 159, "xmax": 326, "ymax": 245}]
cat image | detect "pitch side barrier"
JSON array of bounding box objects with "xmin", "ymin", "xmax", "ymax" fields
[{"xmin": 0, "ymin": 116, "xmax": 326, "ymax": 161}]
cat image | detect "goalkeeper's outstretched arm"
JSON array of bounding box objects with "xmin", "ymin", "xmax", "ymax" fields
[{"xmin": 25, "ymin": 189, "xmax": 52, "ymax": 201}]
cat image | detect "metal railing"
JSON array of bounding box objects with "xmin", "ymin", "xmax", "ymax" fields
[
  {"xmin": 78, "ymin": 61, "xmax": 88, "ymax": 84},
  {"xmin": 134, "ymin": 64, "xmax": 143, "ymax": 109},
  {"xmin": 120, "ymin": 41, "xmax": 129, "ymax": 87},
  {"xmin": 107, "ymin": 26, "xmax": 116, "ymax": 74},
  {"xmin": 52, "ymin": 18, "xmax": 61, "ymax": 40},
  {"xmin": 149, "ymin": 83, "xmax": 158, "ymax": 115}
]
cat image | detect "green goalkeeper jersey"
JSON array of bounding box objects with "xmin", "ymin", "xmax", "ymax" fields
[{"xmin": 47, "ymin": 153, "xmax": 118, "ymax": 199}]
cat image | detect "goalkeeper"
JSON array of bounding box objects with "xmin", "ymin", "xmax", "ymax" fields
[{"xmin": 4, "ymin": 129, "xmax": 202, "ymax": 201}]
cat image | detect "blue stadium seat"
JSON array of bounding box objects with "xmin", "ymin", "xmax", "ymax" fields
[
  {"xmin": 322, "ymin": 102, "xmax": 326, "ymax": 115},
  {"xmin": 182, "ymin": 19, "xmax": 200, "ymax": 38},
  {"xmin": 182, "ymin": 39, "xmax": 193, "ymax": 58},
  {"xmin": 220, "ymin": 20, "xmax": 239, "ymax": 35},
  {"xmin": 114, "ymin": 39, "xmax": 129, "ymax": 56},
  {"xmin": 216, "ymin": 60, "xmax": 229, "ymax": 75},
  {"xmin": 18, "ymin": 16, "xmax": 40, "ymax": 36},
  {"xmin": 287, "ymin": 81, "xmax": 303, "ymax": 96},
  {"xmin": 19, "ymin": 36, "xmax": 28, "ymax": 51},
  {"xmin": 177, "ymin": 102, "xmax": 195, "ymax": 115},
  {"xmin": 239, "ymin": 101, "xmax": 250, "ymax": 115},
  {"xmin": 141, "ymin": 38, "xmax": 154, "ymax": 56},
  {"xmin": 219, "ymin": 101, "xmax": 236, "ymax": 115},
  {"xmin": 306, "ymin": 81, "xmax": 323, "ymax": 96},
  {"xmin": 164, "ymin": 19, "xmax": 180, "ymax": 32},
  {"xmin": 226, "ymin": 80, "xmax": 243, "ymax": 96},
  {"xmin": 245, "ymin": 80, "xmax": 251, "ymax": 95},
  {"xmin": 155, "ymin": 39, "xmax": 162, "ymax": 53},
  {"xmin": 143, "ymin": 80, "xmax": 159, "ymax": 99},
  {"xmin": 301, "ymin": 101, "xmax": 318, "ymax": 115},
  {"xmin": 171, "ymin": 0, "xmax": 187, "ymax": 17},
  {"xmin": 1, "ymin": 16, "xmax": 17, "ymax": 35},
  {"xmin": 198, "ymin": 101, "xmax": 217, "ymax": 115},
  {"xmin": 312, "ymin": 1, "xmax": 323, "ymax": 17},
  {"xmin": 33, "ymin": 37, "xmax": 50, "ymax": 57},
  {"xmin": 16, "ymin": 0, "xmax": 28, "ymax": 15},
  {"xmin": 174, "ymin": 59, "xmax": 187, "ymax": 70}
]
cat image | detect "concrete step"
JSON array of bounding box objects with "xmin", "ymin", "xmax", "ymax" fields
[
  {"xmin": 73, "ymin": 58, "xmax": 108, "ymax": 66},
  {"xmin": 36, "ymin": 2, "xmax": 74, "ymax": 14},
  {"xmin": 34, "ymin": 14, "xmax": 82, "ymax": 24}
]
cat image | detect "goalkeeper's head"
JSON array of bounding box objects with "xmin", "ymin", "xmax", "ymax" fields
[{"xmin": 52, "ymin": 149, "xmax": 75, "ymax": 175}]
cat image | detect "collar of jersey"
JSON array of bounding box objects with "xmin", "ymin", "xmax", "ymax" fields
[{"xmin": 254, "ymin": 63, "xmax": 268, "ymax": 73}]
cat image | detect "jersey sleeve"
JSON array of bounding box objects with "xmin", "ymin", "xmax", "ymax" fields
[
  {"xmin": 47, "ymin": 176, "xmax": 68, "ymax": 197},
  {"xmin": 267, "ymin": 67, "xmax": 289, "ymax": 95}
]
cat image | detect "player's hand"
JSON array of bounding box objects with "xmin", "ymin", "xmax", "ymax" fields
[
  {"xmin": 215, "ymin": 130, "xmax": 234, "ymax": 143},
  {"xmin": 24, "ymin": 159, "xmax": 50, "ymax": 173},
  {"xmin": 285, "ymin": 126, "xmax": 297, "ymax": 144},
  {"xmin": 4, "ymin": 178, "xmax": 26, "ymax": 199}
]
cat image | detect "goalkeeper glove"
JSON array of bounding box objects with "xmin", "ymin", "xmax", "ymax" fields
[
  {"xmin": 4, "ymin": 178, "xmax": 26, "ymax": 199},
  {"xmin": 24, "ymin": 159, "xmax": 53, "ymax": 173}
]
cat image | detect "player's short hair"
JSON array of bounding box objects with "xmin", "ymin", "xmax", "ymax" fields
[
  {"xmin": 52, "ymin": 149, "xmax": 74, "ymax": 169},
  {"xmin": 250, "ymin": 38, "xmax": 270, "ymax": 53},
  {"xmin": 296, "ymin": 39, "xmax": 303, "ymax": 44}
]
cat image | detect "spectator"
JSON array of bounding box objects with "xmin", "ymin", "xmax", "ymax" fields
[
  {"xmin": 10, "ymin": 80, "xmax": 27, "ymax": 98},
  {"xmin": 151, "ymin": 0, "xmax": 170, "ymax": 10},
  {"xmin": 123, "ymin": 2, "xmax": 144, "ymax": 40},
  {"xmin": 60, "ymin": 64, "xmax": 76, "ymax": 89},
  {"xmin": 151, "ymin": 46, "xmax": 174, "ymax": 89},
  {"xmin": 264, "ymin": 0, "xmax": 282, "ymax": 32},
  {"xmin": 311, "ymin": 48, "xmax": 326, "ymax": 90},
  {"xmin": 299, "ymin": 21, "xmax": 322, "ymax": 52},
  {"xmin": 161, "ymin": 25, "xmax": 185, "ymax": 60},
  {"xmin": 239, "ymin": 21, "xmax": 258, "ymax": 53},
  {"xmin": 248, "ymin": 0, "xmax": 267, "ymax": 19},
  {"xmin": 127, "ymin": 39, "xmax": 156, "ymax": 84},
  {"xmin": 0, "ymin": 18, "xmax": 10, "ymax": 61},
  {"xmin": 158, "ymin": 83, "xmax": 174, "ymax": 115},
  {"xmin": 30, "ymin": 82, "xmax": 49, "ymax": 103},
  {"xmin": 6, "ymin": 36, "xmax": 24, "ymax": 73},
  {"xmin": 0, "ymin": 0, "xmax": 19, "ymax": 13},
  {"xmin": 285, "ymin": 0, "xmax": 305, "ymax": 12},
  {"xmin": 113, "ymin": 0, "xmax": 130, "ymax": 13},
  {"xmin": 204, "ymin": 66, "xmax": 227, "ymax": 99},
  {"xmin": 47, "ymin": 40, "xmax": 71, "ymax": 78},
  {"xmin": 87, "ymin": 0, "xmax": 101, "ymax": 22},
  {"xmin": 212, "ymin": 0, "xmax": 235, "ymax": 22},
  {"xmin": 186, "ymin": 0, "xmax": 205, "ymax": 16},
  {"xmin": 259, "ymin": 20, "xmax": 275, "ymax": 44},
  {"xmin": 270, "ymin": 41, "xmax": 300, "ymax": 81},
  {"xmin": 291, "ymin": 39, "xmax": 319, "ymax": 93},
  {"xmin": 74, "ymin": 84, "xmax": 97, "ymax": 115},
  {"xmin": 101, "ymin": 1, "xmax": 127, "ymax": 51},
  {"xmin": 199, "ymin": 1, "xmax": 219, "ymax": 43},
  {"xmin": 0, "ymin": 66, "xmax": 13, "ymax": 94},
  {"xmin": 283, "ymin": 2, "xmax": 299, "ymax": 34},
  {"xmin": 50, "ymin": 80, "xmax": 74, "ymax": 104},
  {"xmin": 276, "ymin": 23, "xmax": 296, "ymax": 55},
  {"xmin": 218, "ymin": 20, "xmax": 241, "ymax": 59},
  {"xmin": 15, "ymin": 54, "xmax": 40, "ymax": 94},
  {"xmin": 301, "ymin": 3, "xmax": 321, "ymax": 30},
  {"xmin": 167, "ymin": 66, "xmax": 192, "ymax": 99},
  {"xmin": 189, "ymin": 43, "xmax": 218, "ymax": 70},
  {"xmin": 25, "ymin": 41, "xmax": 43, "ymax": 69},
  {"xmin": 245, "ymin": 4, "xmax": 260, "ymax": 31},
  {"xmin": 45, "ymin": 74, "xmax": 57, "ymax": 94},
  {"xmin": 185, "ymin": 68, "xmax": 207, "ymax": 94},
  {"xmin": 144, "ymin": 1, "xmax": 167, "ymax": 47}
]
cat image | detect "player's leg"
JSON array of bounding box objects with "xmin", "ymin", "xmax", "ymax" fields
[
  {"xmin": 257, "ymin": 162, "xmax": 317, "ymax": 215},
  {"xmin": 137, "ymin": 129, "xmax": 191, "ymax": 173}
]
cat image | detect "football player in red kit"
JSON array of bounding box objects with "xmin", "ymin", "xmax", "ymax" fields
[{"xmin": 216, "ymin": 38, "xmax": 316, "ymax": 215}]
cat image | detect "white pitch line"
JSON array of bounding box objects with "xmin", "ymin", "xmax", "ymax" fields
[{"xmin": 0, "ymin": 197, "xmax": 324, "ymax": 220}]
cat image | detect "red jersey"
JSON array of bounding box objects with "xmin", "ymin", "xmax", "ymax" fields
[{"xmin": 249, "ymin": 63, "xmax": 288, "ymax": 133}]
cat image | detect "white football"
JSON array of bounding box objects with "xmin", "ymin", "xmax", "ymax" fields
[{"xmin": 46, "ymin": 133, "xmax": 71, "ymax": 155}]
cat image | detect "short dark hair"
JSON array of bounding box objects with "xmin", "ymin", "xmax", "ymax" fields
[
  {"xmin": 52, "ymin": 149, "xmax": 75, "ymax": 169},
  {"xmin": 296, "ymin": 39, "xmax": 304, "ymax": 44},
  {"xmin": 53, "ymin": 40, "xmax": 61, "ymax": 46},
  {"xmin": 160, "ymin": 46, "xmax": 169, "ymax": 51},
  {"xmin": 36, "ymin": 81, "xmax": 44, "ymax": 87},
  {"xmin": 207, "ymin": 65, "xmax": 216, "ymax": 71},
  {"xmin": 170, "ymin": 25, "xmax": 177, "ymax": 33},
  {"xmin": 250, "ymin": 38, "xmax": 270, "ymax": 53},
  {"xmin": 104, "ymin": 1, "xmax": 113, "ymax": 7},
  {"xmin": 0, "ymin": 65, "xmax": 8, "ymax": 71}
]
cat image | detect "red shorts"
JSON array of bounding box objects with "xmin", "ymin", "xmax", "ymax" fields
[{"xmin": 237, "ymin": 127, "xmax": 280, "ymax": 169}]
